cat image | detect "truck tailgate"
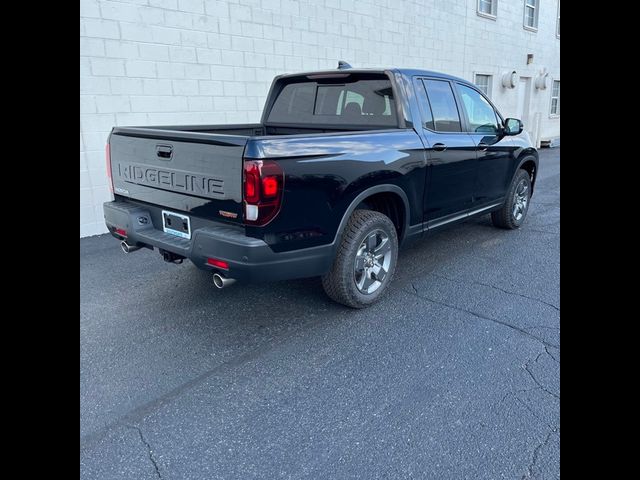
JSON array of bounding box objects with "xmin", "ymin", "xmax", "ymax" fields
[{"xmin": 109, "ymin": 127, "xmax": 247, "ymax": 224}]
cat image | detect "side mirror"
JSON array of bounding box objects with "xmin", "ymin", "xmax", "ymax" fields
[{"xmin": 503, "ymin": 118, "xmax": 523, "ymax": 136}]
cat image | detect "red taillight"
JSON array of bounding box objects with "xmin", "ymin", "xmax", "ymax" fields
[
  {"xmin": 243, "ymin": 160, "xmax": 284, "ymax": 226},
  {"xmin": 106, "ymin": 142, "xmax": 114, "ymax": 195},
  {"xmin": 207, "ymin": 258, "xmax": 229, "ymax": 270},
  {"xmin": 115, "ymin": 228, "xmax": 127, "ymax": 237},
  {"xmin": 262, "ymin": 176, "xmax": 278, "ymax": 197},
  {"xmin": 244, "ymin": 162, "xmax": 260, "ymax": 203}
]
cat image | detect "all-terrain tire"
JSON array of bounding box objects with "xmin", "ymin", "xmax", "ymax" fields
[
  {"xmin": 491, "ymin": 169, "xmax": 532, "ymax": 229},
  {"xmin": 321, "ymin": 209, "xmax": 398, "ymax": 308}
]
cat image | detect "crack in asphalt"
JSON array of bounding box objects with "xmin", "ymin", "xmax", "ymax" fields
[
  {"xmin": 406, "ymin": 283, "xmax": 559, "ymax": 349},
  {"xmin": 429, "ymin": 272, "xmax": 560, "ymax": 312},
  {"xmin": 545, "ymin": 346, "xmax": 560, "ymax": 363},
  {"xmin": 526, "ymin": 325, "xmax": 560, "ymax": 331},
  {"xmin": 81, "ymin": 313, "xmax": 320, "ymax": 452},
  {"xmin": 522, "ymin": 429, "xmax": 557, "ymax": 480},
  {"xmin": 127, "ymin": 425, "xmax": 162, "ymax": 479},
  {"xmin": 514, "ymin": 396, "xmax": 556, "ymax": 431},
  {"xmin": 499, "ymin": 387, "xmax": 538, "ymax": 405},
  {"xmin": 524, "ymin": 353, "xmax": 560, "ymax": 401}
]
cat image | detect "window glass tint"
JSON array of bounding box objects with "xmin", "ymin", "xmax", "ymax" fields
[
  {"xmin": 413, "ymin": 79, "xmax": 435, "ymax": 130},
  {"xmin": 458, "ymin": 84, "xmax": 500, "ymax": 133},
  {"xmin": 268, "ymin": 77, "xmax": 397, "ymax": 127},
  {"xmin": 344, "ymin": 90, "xmax": 364, "ymax": 109},
  {"xmin": 269, "ymin": 82, "xmax": 316, "ymax": 119},
  {"xmin": 314, "ymin": 85, "xmax": 344, "ymax": 115},
  {"xmin": 423, "ymin": 79, "xmax": 461, "ymax": 132}
]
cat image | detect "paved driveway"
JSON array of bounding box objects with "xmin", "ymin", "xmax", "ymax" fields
[{"xmin": 80, "ymin": 148, "xmax": 559, "ymax": 479}]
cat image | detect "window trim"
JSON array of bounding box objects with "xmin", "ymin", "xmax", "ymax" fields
[
  {"xmin": 412, "ymin": 78, "xmax": 435, "ymax": 131},
  {"xmin": 473, "ymin": 73, "xmax": 493, "ymax": 99},
  {"xmin": 556, "ymin": 0, "xmax": 560, "ymax": 38},
  {"xmin": 476, "ymin": 0, "xmax": 497, "ymax": 20},
  {"xmin": 454, "ymin": 82, "xmax": 504, "ymax": 135},
  {"xmin": 549, "ymin": 79, "xmax": 560, "ymax": 118},
  {"xmin": 415, "ymin": 77, "xmax": 467, "ymax": 135},
  {"xmin": 523, "ymin": 0, "xmax": 539, "ymax": 32}
]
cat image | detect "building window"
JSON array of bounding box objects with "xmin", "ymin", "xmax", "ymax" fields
[
  {"xmin": 550, "ymin": 80, "xmax": 560, "ymax": 115},
  {"xmin": 556, "ymin": 1, "xmax": 560, "ymax": 37},
  {"xmin": 477, "ymin": 0, "xmax": 497, "ymax": 19},
  {"xmin": 524, "ymin": 0, "xmax": 539, "ymax": 30},
  {"xmin": 474, "ymin": 74, "xmax": 492, "ymax": 99}
]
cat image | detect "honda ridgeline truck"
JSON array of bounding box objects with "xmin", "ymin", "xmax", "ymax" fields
[{"xmin": 103, "ymin": 65, "xmax": 538, "ymax": 308}]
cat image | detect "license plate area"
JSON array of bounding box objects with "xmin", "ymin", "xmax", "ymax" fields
[{"xmin": 162, "ymin": 210, "xmax": 191, "ymax": 239}]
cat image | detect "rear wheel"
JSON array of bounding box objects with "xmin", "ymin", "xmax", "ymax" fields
[
  {"xmin": 322, "ymin": 210, "xmax": 398, "ymax": 308},
  {"xmin": 491, "ymin": 169, "xmax": 532, "ymax": 229}
]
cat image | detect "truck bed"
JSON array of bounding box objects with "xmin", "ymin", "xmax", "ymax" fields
[{"xmin": 108, "ymin": 123, "xmax": 405, "ymax": 230}]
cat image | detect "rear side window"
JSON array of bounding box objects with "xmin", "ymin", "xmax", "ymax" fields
[
  {"xmin": 267, "ymin": 75, "xmax": 397, "ymax": 127},
  {"xmin": 414, "ymin": 79, "xmax": 435, "ymax": 130},
  {"xmin": 423, "ymin": 79, "xmax": 462, "ymax": 132}
]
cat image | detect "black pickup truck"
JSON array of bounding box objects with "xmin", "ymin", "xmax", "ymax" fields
[{"xmin": 104, "ymin": 65, "xmax": 538, "ymax": 308}]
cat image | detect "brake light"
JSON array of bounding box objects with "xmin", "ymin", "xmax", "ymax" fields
[
  {"xmin": 262, "ymin": 176, "xmax": 278, "ymax": 197},
  {"xmin": 243, "ymin": 160, "xmax": 284, "ymax": 226},
  {"xmin": 244, "ymin": 162, "xmax": 260, "ymax": 203},
  {"xmin": 106, "ymin": 142, "xmax": 114, "ymax": 195},
  {"xmin": 206, "ymin": 258, "xmax": 229, "ymax": 270},
  {"xmin": 115, "ymin": 228, "xmax": 126, "ymax": 237}
]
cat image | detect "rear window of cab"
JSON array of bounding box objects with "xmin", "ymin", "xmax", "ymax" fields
[{"xmin": 267, "ymin": 74, "xmax": 398, "ymax": 127}]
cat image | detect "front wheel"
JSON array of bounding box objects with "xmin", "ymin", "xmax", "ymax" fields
[
  {"xmin": 491, "ymin": 169, "xmax": 532, "ymax": 229},
  {"xmin": 322, "ymin": 209, "xmax": 398, "ymax": 308}
]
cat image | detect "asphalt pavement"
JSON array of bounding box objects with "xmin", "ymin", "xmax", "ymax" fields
[{"xmin": 80, "ymin": 147, "xmax": 560, "ymax": 479}]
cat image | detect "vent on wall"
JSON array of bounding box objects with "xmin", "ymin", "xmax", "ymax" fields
[
  {"xmin": 501, "ymin": 70, "xmax": 518, "ymax": 88},
  {"xmin": 535, "ymin": 68, "xmax": 549, "ymax": 90}
]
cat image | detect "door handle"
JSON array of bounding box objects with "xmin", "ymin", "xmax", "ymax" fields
[
  {"xmin": 432, "ymin": 143, "xmax": 447, "ymax": 152},
  {"xmin": 477, "ymin": 142, "xmax": 488, "ymax": 151}
]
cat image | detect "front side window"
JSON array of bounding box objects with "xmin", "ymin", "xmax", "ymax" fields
[
  {"xmin": 423, "ymin": 79, "xmax": 462, "ymax": 132},
  {"xmin": 524, "ymin": 0, "xmax": 539, "ymax": 30},
  {"xmin": 550, "ymin": 80, "xmax": 560, "ymax": 115},
  {"xmin": 474, "ymin": 74, "xmax": 492, "ymax": 98},
  {"xmin": 477, "ymin": 0, "xmax": 497, "ymax": 18},
  {"xmin": 457, "ymin": 84, "xmax": 500, "ymax": 134},
  {"xmin": 267, "ymin": 76, "xmax": 397, "ymax": 127}
]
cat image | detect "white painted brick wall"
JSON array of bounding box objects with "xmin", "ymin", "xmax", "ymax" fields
[{"xmin": 80, "ymin": 0, "xmax": 560, "ymax": 238}]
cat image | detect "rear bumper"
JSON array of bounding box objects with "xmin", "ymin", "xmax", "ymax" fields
[{"xmin": 103, "ymin": 200, "xmax": 333, "ymax": 282}]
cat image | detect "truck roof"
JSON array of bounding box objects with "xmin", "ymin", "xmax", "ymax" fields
[{"xmin": 277, "ymin": 67, "xmax": 473, "ymax": 87}]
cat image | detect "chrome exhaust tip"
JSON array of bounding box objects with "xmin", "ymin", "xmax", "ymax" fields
[
  {"xmin": 120, "ymin": 240, "xmax": 141, "ymax": 254},
  {"xmin": 213, "ymin": 273, "xmax": 236, "ymax": 289}
]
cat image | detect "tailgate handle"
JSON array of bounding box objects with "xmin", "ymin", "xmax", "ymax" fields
[{"xmin": 156, "ymin": 144, "xmax": 173, "ymax": 159}]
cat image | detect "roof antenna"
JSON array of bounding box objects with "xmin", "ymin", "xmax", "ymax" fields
[{"xmin": 337, "ymin": 60, "xmax": 352, "ymax": 70}]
